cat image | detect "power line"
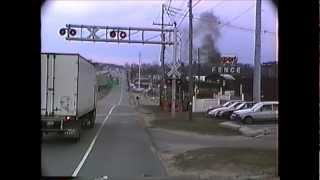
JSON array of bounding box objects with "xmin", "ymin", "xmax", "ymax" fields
[
  {"xmin": 167, "ymin": 0, "xmax": 172, "ymax": 10},
  {"xmin": 174, "ymin": 1, "xmax": 275, "ymax": 35},
  {"xmin": 211, "ymin": 1, "xmax": 224, "ymax": 10},
  {"xmin": 176, "ymin": 0, "xmax": 219, "ymax": 29},
  {"xmin": 165, "ymin": 6, "xmax": 176, "ymax": 23},
  {"xmin": 177, "ymin": 9, "xmax": 188, "ymax": 28},
  {"xmin": 194, "ymin": 15, "xmax": 276, "ymax": 34},
  {"xmin": 176, "ymin": 0, "xmax": 202, "ymax": 28},
  {"xmin": 224, "ymin": 4, "xmax": 255, "ymax": 25},
  {"xmin": 192, "ymin": 0, "xmax": 202, "ymax": 8},
  {"xmin": 174, "ymin": 10, "xmax": 275, "ymax": 35}
]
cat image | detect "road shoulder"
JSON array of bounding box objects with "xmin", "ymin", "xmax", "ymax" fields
[{"xmin": 137, "ymin": 105, "xmax": 279, "ymax": 180}]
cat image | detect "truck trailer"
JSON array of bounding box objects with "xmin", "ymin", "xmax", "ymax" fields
[{"xmin": 41, "ymin": 53, "xmax": 97, "ymax": 141}]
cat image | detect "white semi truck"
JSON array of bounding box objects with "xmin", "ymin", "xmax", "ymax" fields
[{"xmin": 41, "ymin": 53, "xmax": 97, "ymax": 141}]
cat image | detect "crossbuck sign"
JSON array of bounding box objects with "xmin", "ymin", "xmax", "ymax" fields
[{"xmin": 167, "ymin": 63, "xmax": 181, "ymax": 78}]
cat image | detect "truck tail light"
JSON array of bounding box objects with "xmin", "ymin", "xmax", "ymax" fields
[{"xmin": 64, "ymin": 116, "xmax": 73, "ymax": 123}]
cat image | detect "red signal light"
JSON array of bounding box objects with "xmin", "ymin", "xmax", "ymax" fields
[
  {"xmin": 59, "ymin": 28, "xmax": 66, "ymax": 36},
  {"xmin": 69, "ymin": 29, "xmax": 77, "ymax": 36},
  {"xmin": 119, "ymin": 31, "xmax": 126, "ymax": 39},
  {"xmin": 110, "ymin": 31, "xmax": 117, "ymax": 38}
]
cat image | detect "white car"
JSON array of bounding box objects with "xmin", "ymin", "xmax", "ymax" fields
[
  {"xmin": 230, "ymin": 101, "xmax": 278, "ymax": 124},
  {"xmin": 208, "ymin": 101, "xmax": 243, "ymax": 118},
  {"xmin": 216, "ymin": 101, "xmax": 256, "ymax": 119},
  {"xmin": 206, "ymin": 100, "xmax": 240, "ymax": 114}
]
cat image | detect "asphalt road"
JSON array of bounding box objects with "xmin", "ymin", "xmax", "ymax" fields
[{"xmin": 42, "ymin": 72, "xmax": 165, "ymax": 179}]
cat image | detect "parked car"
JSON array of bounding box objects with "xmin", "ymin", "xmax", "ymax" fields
[
  {"xmin": 217, "ymin": 101, "xmax": 256, "ymax": 119},
  {"xmin": 206, "ymin": 100, "xmax": 240, "ymax": 114},
  {"xmin": 230, "ymin": 101, "xmax": 278, "ymax": 124},
  {"xmin": 208, "ymin": 101, "xmax": 243, "ymax": 118}
]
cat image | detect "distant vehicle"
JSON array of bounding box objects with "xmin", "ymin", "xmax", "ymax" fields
[
  {"xmin": 132, "ymin": 87, "xmax": 145, "ymax": 93},
  {"xmin": 217, "ymin": 101, "xmax": 256, "ymax": 119},
  {"xmin": 41, "ymin": 53, "xmax": 97, "ymax": 141},
  {"xmin": 230, "ymin": 101, "xmax": 278, "ymax": 124},
  {"xmin": 208, "ymin": 101, "xmax": 243, "ymax": 118},
  {"xmin": 206, "ymin": 100, "xmax": 240, "ymax": 114}
]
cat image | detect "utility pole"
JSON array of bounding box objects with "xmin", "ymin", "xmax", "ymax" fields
[
  {"xmin": 160, "ymin": 4, "xmax": 165, "ymax": 106},
  {"xmin": 154, "ymin": 4, "xmax": 174, "ymax": 106},
  {"xmin": 160, "ymin": 4, "xmax": 166, "ymax": 105},
  {"xmin": 275, "ymin": 8, "xmax": 279, "ymax": 177},
  {"xmin": 197, "ymin": 48, "xmax": 200, "ymax": 89},
  {"xmin": 253, "ymin": 0, "xmax": 261, "ymax": 102},
  {"xmin": 171, "ymin": 23, "xmax": 177, "ymax": 118},
  {"xmin": 188, "ymin": 0, "xmax": 193, "ymax": 121},
  {"xmin": 138, "ymin": 52, "xmax": 141, "ymax": 89}
]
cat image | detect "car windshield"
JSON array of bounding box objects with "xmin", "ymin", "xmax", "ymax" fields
[
  {"xmin": 222, "ymin": 101, "xmax": 232, "ymax": 107},
  {"xmin": 251, "ymin": 103, "xmax": 262, "ymax": 111},
  {"xmin": 234, "ymin": 103, "xmax": 245, "ymax": 109},
  {"xmin": 246, "ymin": 102, "xmax": 256, "ymax": 108},
  {"xmin": 229, "ymin": 102, "xmax": 241, "ymax": 108},
  {"xmin": 252, "ymin": 103, "xmax": 277, "ymax": 111}
]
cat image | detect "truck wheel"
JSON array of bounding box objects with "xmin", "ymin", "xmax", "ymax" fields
[
  {"xmin": 81, "ymin": 113, "xmax": 92, "ymax": 129},
  {"xmin": 243, "ymin": 117, "xmax": 253, "ymax": 124},
  {"xmin": 72, "ymin": 128, "xmax": 81, "ymax": 142},
  {"xmin": 88, "ymin": 109, "xmax": 96, "ymax": 129},
  {"xmin": 81, "ymin": 116, "xmax": 88, "ymax": 129}
]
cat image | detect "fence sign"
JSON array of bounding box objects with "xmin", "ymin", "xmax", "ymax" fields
[{"xmin": 212, "ymin": 66, "xmax": 241, "ymax": 74}]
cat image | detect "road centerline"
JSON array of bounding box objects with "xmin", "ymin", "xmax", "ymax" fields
[
  {"xmin": 72, "ymin": 105, "xmax": 116, "ymax": 177},
  {"xmin": 72, "ymin": 75, "xmax": 124, "ymax": 177}
]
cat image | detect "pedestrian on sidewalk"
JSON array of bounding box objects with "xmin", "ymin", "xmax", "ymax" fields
[{"xmin": 136, "ymin": 95, "xmax": 140, "ymax": 105}]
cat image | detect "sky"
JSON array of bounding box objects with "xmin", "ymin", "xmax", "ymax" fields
[{"xmin": 41, "ymin": 0, "xmax": 277, "ymax": 66}]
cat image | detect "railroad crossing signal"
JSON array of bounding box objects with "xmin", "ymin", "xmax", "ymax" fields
[
  {"xmin": 166, "ymin": 78, "xmax": 182, "ymax": 86},
  {"xmin": 59, "ymin": 24, "xmax": 174, "ymax": 45},
  {"xmin": 87, "ymin": 27, "xmax": 100, "ymax": 40},
  {"xmin": 167, "ymin": 63, "xmax": 181, "ymax": 78}
]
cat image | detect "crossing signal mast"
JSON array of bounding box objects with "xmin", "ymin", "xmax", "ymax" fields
[
  {"xmin": 59, "ymin": 24, "xmax": 181, "ymax": 118},
  {"xmin": 59, "ymin": 24, "xmax": 174, "ymax": 45}
]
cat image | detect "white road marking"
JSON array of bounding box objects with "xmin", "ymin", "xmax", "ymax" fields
[
  {"xmin": 118, "ymin": 76, "xmax": 123, "ymax": 106},
  {"xmin": 72, "ymin": 105, "xmax": 116, "ymax": 177},
  {"xmin": 96, "ymin": 114, "xmax": 108, "ymax": 117}
]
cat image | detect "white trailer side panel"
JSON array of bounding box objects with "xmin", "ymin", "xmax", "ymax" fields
[
  {"xmin": 41, "ymin": 53, "xmax": 78, "ymax": 117},
  {"xmin": 41, "ymin": 54, "xmax": 48, "ymax": 115},
  {"xmin": 53, "ymin": 54, "xmax": 78, "ymax": 116},
  {"xmin": 77, "ymin": 56, "xmax": 96, "ymax": 117}
]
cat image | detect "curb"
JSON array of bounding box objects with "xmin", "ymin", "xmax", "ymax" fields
[
  {"xmin": 219, "ymin": 121, "xmax": 271, "ymax": 138},
  {"xmin": 145, "ymin": 126, "xmax": 169, "ymax": 176},
  {"xmin": 199, "ymin": 174, "xmax": 278, "ymax": 180},
  {"xmin": 137, "ymin": 107, "xmax": 169, "ymax": 176}
]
